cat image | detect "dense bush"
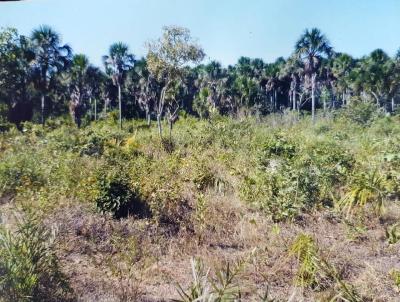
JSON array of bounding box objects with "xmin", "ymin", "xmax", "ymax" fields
[
  {"xmin": 0, "ymin": 151, "xmax": 46, "ymax": 197},
  {"xmin": 341, "ymin": 99, "xmax": 382, "ymax": 126},
  {"xmin": 241, "ymin": 132, "xmax": 355, "ymax": 221},
  {"xmin": 89, "ymin": 166, "xmax": 147, "ymax": 219}
]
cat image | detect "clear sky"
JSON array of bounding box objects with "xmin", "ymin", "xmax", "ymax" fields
[{"xmin": 1, "ymin": 0, "xmax": 399, "ymax": 68}]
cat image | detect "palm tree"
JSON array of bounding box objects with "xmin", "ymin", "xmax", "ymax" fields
[
  {"xmin": 85, "ymin": 66, "xmax": 105, "ymax": 121},
  {"xmin": 69, "ymin": 54, "xmax": 90, "ymax": 127},
  {"xmin": 129, "ymin": 58, "xmax": 157, "ymax": 125},
  {"xmin": 351, "ymin": 49, "xmax": 392, "ymax": 108},
  {"xmin": 31, "ymin": 25, "xmax": 72, "ymax": 126},
  {"xmin": 331, "ymin": 53, "xmax": 354, "ymax": 106},
  {"xmin": 103, "ymin": 42, "xmax": 134, "ymax": 129},
  {"xmin": 264, "ymin": 58, "xmax": 285, "ymax": 112},
  {"xmin": 294, "ymin": 28, "xmax": 332, "ymax": 122},
  {"xmin": 199, "ymin": 61, "xmax": 224, "ymax": 110},
  {"xmin": 279, "ymin": 55, "xmax": 303, "ymax": 110}
]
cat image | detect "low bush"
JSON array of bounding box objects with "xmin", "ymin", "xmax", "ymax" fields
[
  {"xmin": 89, "ymin": 166, "xmax": 148, "ymax": 219},
  {"xmin": 0, "ymin": 151, "xmax": 46, "ymax": 197},
  {"xmin": 341, "ymin": 99, "xmax": 382, "ymax": 126},
  {"xmin": 0, "ymin": 214, "xmax": 71, "ymax": 301}
]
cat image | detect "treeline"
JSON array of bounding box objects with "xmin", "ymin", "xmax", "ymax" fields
[{"xmin": 1, "ymin": 25, "xmax": 399, "ymax": 134}]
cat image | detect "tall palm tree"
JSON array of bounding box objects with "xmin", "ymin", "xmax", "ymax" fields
[
  {"xmin": 295, "ymin": 28, "xmax": 332, "ymax": 122},
  {"xmin": 69, "ymin": 54, "xmax": 90, "ymax": 127},
  {"xmin": 331, "ymin": 53, "xmax": 354, "ymax": 106},
  {"xmin": 279, "ymin": 55, "xmax": 303, "ymax": 110},
  {"xmin": 85, "ymin": 66, "xmax": 106, "ymax": 121},
  {"xmin": 103, "ymin": 42, "xmax": 134, "ymax": 129},
  {"xmin": 31, "ymin": 25, "xmax": 72, "ymax": 126}
]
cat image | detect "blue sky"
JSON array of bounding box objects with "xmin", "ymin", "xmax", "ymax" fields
[{"xmin": 1, "ymin": 0, "xmax": 399, "ymax": 67}]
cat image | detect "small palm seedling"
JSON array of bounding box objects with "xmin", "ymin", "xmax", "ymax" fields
[
  {"xmin": 209, "ymin": 260, "xmax": 243, "ymax": 301},
  {"xmin": 174, "ymin": 258, "xmax": 211, "ymax": 302},
  {"xmin": 289, "ymin": 233, "xmax": 319, "ymax": 287},
  {"xmin": 0, "ymin": 213, "xmax": 68, "ymax": 302},
  {"xmin": 289, "ymin": 233, "xmax": 362, "ymax": 302},
  {"xmin": 386, "ymin": 223, "xmax": 400, "ymax": 245},
  {"xmin": 338, "ymin": 169, "xmax": 390, "ymax": 217},
  {"xmin": 175, "ymin": 258, "xmax": 245, "ymax": 302}
]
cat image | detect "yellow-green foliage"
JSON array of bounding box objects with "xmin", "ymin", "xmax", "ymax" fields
[
  {"xmin": 1, "ymin": 113, "xmax": 399, "ymax": 226},
  {"xmin": 0, "ymin": 214, "xmax": 68, "ymax": 301},
  {"xmin": 289, "ymin": 234, "xmax": 363, "ymax": 301},
  {"xmin": 289, "ymin": 234, "xmax": 319, "ymax": 287},
  {"xmin": 390, "ymin": 270, "xmax": 400, "ymax": 289}
]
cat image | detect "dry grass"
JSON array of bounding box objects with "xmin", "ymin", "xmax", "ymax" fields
[{"xmin": 11, "ymin": 191, "xmax": 392, "ymax": 301}]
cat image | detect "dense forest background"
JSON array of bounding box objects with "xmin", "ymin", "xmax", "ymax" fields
[{"xmin": 1, "ymin": 25, "xmax": 399, "ymax": 131}]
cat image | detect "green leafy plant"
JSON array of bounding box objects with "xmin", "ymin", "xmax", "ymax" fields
[
  {"xmin": 90, "ymin": 167, "xmax": 148, "ymax": 219},
  {"xmin": 338, "ymin": 169, "xmax": 390, "ymax": 216},
  {"xmin": 175, "ymin": 258, "xmax": 243, "ymax": 302},
  {"xmin": 342, "ymin": 99, "xmax": 382, "ymax": 126},
  {"xmin": 260, "ymin": 133, "xmax": 297, "ymax": 162},
  {"xmin": 390, "ymin": 270, "xmax": 400, "ymax": 289},
  {"xmin": 386, "ymin": 223, "xmax": 400, "ymax": 245},
  {"xmin": 289, "ymin": 233, "xmax": 362, "ymax": 301},
  {"xmin": 0, "ymin": 151, "xmax": 46, "ymax": 197},
  {"xmin": 0, "ymin": 214, "xmax": 69, "ymax": 301},
  {"xmin": 174, "ymin": 258, "xmax": 211, "ymax": 302}
]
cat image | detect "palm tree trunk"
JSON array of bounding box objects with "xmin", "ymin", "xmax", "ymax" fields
[
  {"xmin": 146, "ymin": 107, "xmax": 151, "ymax": 126},
  {"xmin": 157, "ymin": 114, "xmax": 162, "ymax": 138},
  {"xmin": 169, "ymin": 119, "xmax": 172, "ymax": 142},
  {"xmin": 293, "ymin": 90, "xmax": 296, "ymax": 110},
  {"xmin": 342, "ymin": 92, "xmax": 346, "ymax": 106},
  {"xmin": 157, "ymin": 86, "xmax": 167, "ymax": 139},
  {"xmin": 41, "ymin": 93, "xmax": 45, "ymax": 126},
  {"xmin": 270, "ymin": 93, "xmax": 273, "ymax": 112},
  {"xmin": 311, "ymin": 73, "xmax": 316, "ymax": 123},
  {"xmin": 94, "ymin": 98, "xmax": 97, "ymax": 121},
  {"xmin": 118, "ymin": 84, "xmax": 122, "ymax": 129},
  {"xmin": 89, "ymin": 97, "xmax": 93, "ymax": 120}
]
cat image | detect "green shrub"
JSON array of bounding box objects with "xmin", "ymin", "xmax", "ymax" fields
[
  {"xmin": 338, "ymin": 168, "xmax": 392, "ymax": 216},
  {"xmin": 260, "ymin": 133, "xmax": 297, "ymax": 161},
  {"xmin": 45, "ymin": 126, "xmax": 80, "ymax": 151},
  {"xmin": 240, "ymin": 162, "xmax": 319, "ymax": 221},
  {"xmin": 0, "ymin": 214, "xmax": 70, "ymax": 301},
  {"xmin": 136, "ymin": 154, "xmax": 192, "ymax": 228},
  {"xmin": 0, "ymin": 151, "xmax": 46, "ymax": 197},
  {"xmin": 90, "ymin": 167, "xmax": 148, "ymax": 219},
  {"xmin": 342, "ymin": 99, "xmax": 382, "ymax": 126}
]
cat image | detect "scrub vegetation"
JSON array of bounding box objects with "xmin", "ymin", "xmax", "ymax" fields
[{"xmin": 0, "ymin": 25, "xmax": 400, "ymax": 301}]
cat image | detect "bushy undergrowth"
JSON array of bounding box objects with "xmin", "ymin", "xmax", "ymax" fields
[
  {"xmin": 0, "ymin": 110, "xmax": 399, "ymax": 223},
  {"xmin": 0, "ymin": 108, "xmax": 399, "ymax": 300}
]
